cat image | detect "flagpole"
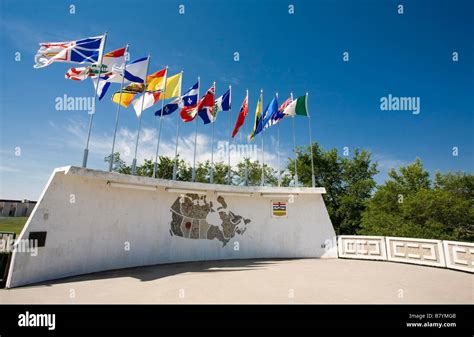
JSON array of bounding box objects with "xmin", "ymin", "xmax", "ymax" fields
[
  {"xmin": 227, "ymin": 85, "xmax": 232, "ymax": 185},
  {"xmin": 191, "ymin": 76, "xmax": 200, "ymax": 182},
  {"xmin": 260, "ymin": 89, "xmax": 265, "ymax": 186},
  {"xmin": 210, "ymin": 81, "xmax": 216, "ymax": 184},
  {"xmin": 290, "ymin": 92, "xmax": 298, "ymax": 185},
  {"xmin": 131, "ymin": 54, "xmax": 151, "ymax": 175},
  {"xmin": 108, "ymin": 44, "xmax": 129, "ymax": 172},
  {"xmin": 244, "ymin": 89, "xmax": 249, "ymax": 186},
  {"xmin": 306, "ymin": 92, "xmax": 315, "ymax": 187},
  {"xmin": 82, "ymin": 31, "xmax": 108, "ymax": 168},
  {"xmin": 172, "ymin": 71, "xmax": 184, "ymax": 180},
  {"xmin": 276, "ymin": 92, "xmax": 281, "ymax": 187},
  {"xmin": 153, "ymin": 65, "xmax": 169, "ymax": 178}
]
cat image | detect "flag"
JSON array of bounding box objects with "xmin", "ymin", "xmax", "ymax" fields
[
  {"xmin": 111, "ymin": 83, "xmax": 144, "ymax": 107},
  {"xmin": 154, "ymin": 98, "xmax": 180, "ymax": 117},
  {"xmin": 264, "ymin": 97, "xmax": 291, "ymax": 129},
  {"xmin": 101, "ymin": 57, "xmax": 149, "ymax": 101},
  {"xmin": 255, "ymin": 97, "xmax": 278, "ymax": 135},
  {"xmin": 199, "ymin": 84, "xmax": 216, "ymax": 109},
  {"xmin": 34, "ymin": 35, "xmax": 105, "ymax": 69},
  {"xmin": 122, "ymin": 56, "xmax": 149, "ymax": 83},
  {"xmin": 180, "ymin": 105, "xmax": 199, "ymax": 122},
  {"xmin": 249, "ymin": 93, "xmax": 263, "ymax": 140},
  {"xmin": 65, "ymin": 67, "xmax": 93, "ymax": 81},
  {"xmin": 129, "ymin": 67, "xmax": 168, "ymax": 117},
  {"xmin": 197, "ymin": 84, "xmax": 217, "ymax": 124},
  {"xmin": 132, "ymin": 91, "xmax": 162, "ymax": 117},
  {"xmin": 214, "ymin": 89, "xmax": 231, "ymax": 112},
  {"xmin": 279, "ymin": 97, "xmax": 293, "ymax": 112},
  {"xmin": 198, "ymin": 88, "xmax": 231, "ymax": 124},
  {"xmin": 164, "ymin": 73, "xmax": 182, "ymax": 99},
  {"xmin": 232, "ymin": 93, "xmax": 249, "ymax": 138},
  {"xmin": 65, "ymin": 46, "xmax": 127, "ymax": 81},
  {"xmin": 181, "ymin": 83, "xmax": 214, "ymax": 123},
  {"xmin": 282, "ymin": 95, "xmax": 309, "ymax": 117},
  {"xmin": 112, "ymin": 92, "xmax": 138, "ymax": 107},
  {"xmin": 146, "ymin": 68, "xmax": 167, "ymax": 91},
  {"xmin": 181, "ymin": 81, "xmax": 199, "ymax": 107},
  {"xmin": 154, "ymin": 81, "xmax": 199, "ymax": 117}
]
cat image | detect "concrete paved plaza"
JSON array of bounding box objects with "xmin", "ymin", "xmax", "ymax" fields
[{"xmin": 0, "ymin": 259, "xmax": 472, "ymax": 304}]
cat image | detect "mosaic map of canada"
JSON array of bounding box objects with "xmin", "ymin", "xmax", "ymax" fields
[{"xmin": 169, "ymin": 193, "xmax": 251, "ymax": 247}]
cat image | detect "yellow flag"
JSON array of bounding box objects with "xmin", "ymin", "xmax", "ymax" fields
[
  {"xmin": 112, "ymin": 92, "xmax": 137, "ymax": 107},
  {"xmin": 164, "ymin": 72, "xmax": 182, "ymax": 99},
  {"xmin": 250, "ymin": 93, "xmax": 262, "ymax": 140},
  {"xmin": 146, "ymin": 68, "xmax": 167, "ymax": 91}
]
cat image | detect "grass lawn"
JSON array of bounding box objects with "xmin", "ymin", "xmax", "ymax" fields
[{"xmin": 0, "ymin": 217, "xmax": 28, "ymax": 235}]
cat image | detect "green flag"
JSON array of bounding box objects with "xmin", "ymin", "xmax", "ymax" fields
[{"xmin": 283, "ymin": 95, "xmax": 309, "ymax": 117}]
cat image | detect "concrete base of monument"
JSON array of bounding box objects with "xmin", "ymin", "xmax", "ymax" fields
[
  {"xmin": 6, "ymin": 166, "xmax": 337, "ymax": 288},
  {"xmin": 1, "ymin": 259, "xmax": 471, "ymax": 304}
]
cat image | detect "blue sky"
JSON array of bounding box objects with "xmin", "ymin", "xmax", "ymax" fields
[{"xmin": 0, "ymin": 0, "xmax": 473, "ymax": 200}]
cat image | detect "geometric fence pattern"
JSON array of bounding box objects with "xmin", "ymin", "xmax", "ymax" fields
[{"xmin": 338, "ymin": 235, "xmax": 473, "ymax": 273}]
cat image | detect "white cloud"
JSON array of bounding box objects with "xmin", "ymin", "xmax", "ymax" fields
[
  {"xmin": 372, "ymin": 153, "xmax": 410, "ymax": 184},
  {"xmin": 60, "ymin": 118, "xmax": 284, "ymax": 169},
  {"xmin": 373, "ymin": 153, "xmax": 409, "ymax": 172},
  {"xmin": 0, "ymin": 165, "xmax": 21, "ymax": 173}
]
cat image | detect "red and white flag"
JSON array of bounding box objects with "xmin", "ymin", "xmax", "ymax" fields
[
  {"xmin": 132, "ymin": 91, "xmax": 163, "ymax": 117},
  {"xmin": 232, "ymin": 92, "xmax": 249, "ymax": 138},
  {"xmin": 180, "ymin": 83, "xmax": 215, "ymax": 122},
  {"xmin": 65, "ymin": 46, "xmax": 127, "ymax": 81}
]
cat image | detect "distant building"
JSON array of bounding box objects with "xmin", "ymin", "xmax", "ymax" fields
[{"xmin": 0, "ymin": 199, "xmax": 37, "ymax": 217}]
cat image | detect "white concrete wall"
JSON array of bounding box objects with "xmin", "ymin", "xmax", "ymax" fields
[
  {"xmin": 337, "ymin": 235, "xmax": 387, "ymax": 260},
  {"xmin": 385, "ymin": 236, "xmax": 445, "ymax": 268},
  {"xmin": 337, "ymin": 235, "xmax": 473, "ymax": 273},
  {"xmin": 6, "ymin": 166, "xmax": 337, "ymax": 288},
  {"xmin": 443, "ymin": 240, "xmax": 474, "ymax": 273}
]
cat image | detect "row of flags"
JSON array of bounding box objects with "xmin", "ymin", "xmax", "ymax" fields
[{"xmin": 34, "ymin": 34, "xmax": 309, "ymax": 141}]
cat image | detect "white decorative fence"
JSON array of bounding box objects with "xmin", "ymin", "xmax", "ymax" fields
[{"xmin": 338, "ymin": 235, "xmax": 473, "ymax": 273}]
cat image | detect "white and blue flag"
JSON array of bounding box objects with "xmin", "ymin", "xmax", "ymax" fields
[
  {"xmin": 154, "ymin": 81, "xmax": 199, "ymax": 117},
  {"xmin": 34, "ymin": 35, "xmax": 105, "ymax": 69},
  {"xmin": 181, "ymin": 81, "xmax": 199, "ymax": 107},
  {"xmin": 214, "ymin": 88, "xmax": 231, "ymax": 112},
  {"xmin": 94, "ymin": 56, "xmax": 149, "ymax": 100}
]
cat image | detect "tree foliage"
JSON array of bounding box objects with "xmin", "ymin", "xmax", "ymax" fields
[
  {"xmin": 104, "ymin": 145, "xmax": 473, "ymax": 242},
  {"xmin": 286, "ymin": 143, "xmax": 378, "ymax": 235},
  {"xmin": 359, "ymin": 159, "xmax": 473, "ymax": 242}
]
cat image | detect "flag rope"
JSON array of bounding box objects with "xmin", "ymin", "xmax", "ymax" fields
[
  {"xmin": 172, "ymin": 71, "xmax": 184, "ymax": 180},
  {"xmin": 306, "ymin": 92, "xmax": 315, "ymax": 187},
  {"xmin": 210, "ymin": 82, "xmax": 216, "ymax": 183},
  {"xmin": 131, "ymin": 54, "xmax": 151, "ymax": 175},
  {"xmin": 82, "ymin": 32, "xmax": 108, "ymax": 168},
  {"xmin": 153, "ymin": 65, "xmax": 169, "ymax": 178},
  {"xmin": 191, "ymin": 77, "xmax": 200, "ymax": 182},
  {"xmin": 109, "ymin": 44, "xmax": 129, "ymax": 172},
  {"xmin": 227, "ymin": 85, "xmax": 232, "ymax": 185},
  {"xmin": 291, "ymin": 92, "xmax": 298, "ymax": 186}
]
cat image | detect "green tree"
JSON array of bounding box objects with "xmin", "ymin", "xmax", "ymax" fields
[
  {"xmin": 154, "ymin": 156, "xmax": 175, "ymax": 179},
  {"xmin": 104, "ymin": 152, "xmax": 131, "ymax": 174},
  {"xmin": 287, "ymin": 143, "xmax": 378, "ymax": 235},
  {"xmin": 359, "ymin": 161, "xmax": 474, "ymax": 242},
  {"xmin": 235, "ymin": 158, "xmax": 277, "ymax": 186},
  {"xmin": 195, "ymin": 160, "xmax": 210, "ymax": 183},
  {"xmin": 213, "ymin": 162, "xmax": 231, "ymax": 184},
  {"xmin": 136, "ymin": 158, "xmax": 154, "ymax": 177}
]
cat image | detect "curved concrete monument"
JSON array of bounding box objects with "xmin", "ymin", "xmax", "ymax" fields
[{"xmin": 6, "ymin": 166, "xmax": 337, "ymax": 288}]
